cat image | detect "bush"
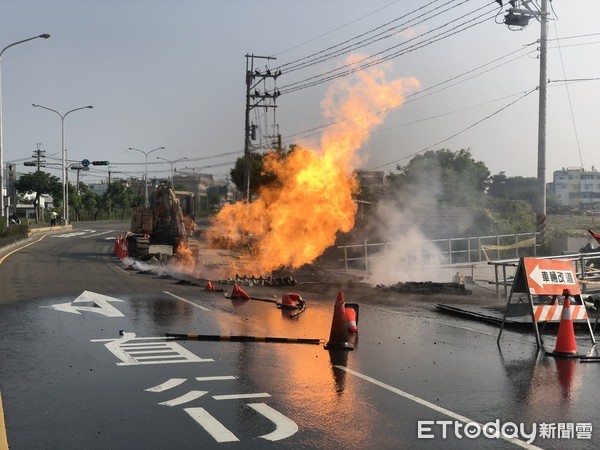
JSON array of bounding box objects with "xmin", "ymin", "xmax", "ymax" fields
[{"xmin": 0, "ymin": 221, "xmax": 29, "ymax": 239}]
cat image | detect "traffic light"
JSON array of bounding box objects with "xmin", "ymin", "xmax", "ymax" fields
[{"xmin": 92, "ymin": 161, "xmax": 110, "ymax": 166}]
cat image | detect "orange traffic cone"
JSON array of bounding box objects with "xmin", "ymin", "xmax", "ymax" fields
[
  {"xmin": 120, "ymin": 238, "xmax": 128, "ymax": 259},
  {"xmin": 345, "ymin": 304, "xmax": 359, "ymax": 334},
  {"xmin": 547, "ymin": 289, "xmax": 579, "ymax": 358},
  {"xmin": 280, "ymin": 293, "xmax": 301, "ymax": 308},
  {"xmin": 205, "ymin": 280, "xmax": 217, "ymax": 291},
  {"xmin": 229, "ymin": 283, "xmax": 250, "ymax": 300},
  {"xmin": 324, "ymin": 292, "xmax": 354, "ymax": 350},
  {"xmin": 113, "ymin": 235, "xmax": 120, "ymax": 255}
]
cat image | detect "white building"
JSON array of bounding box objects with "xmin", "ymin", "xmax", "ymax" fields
[{"xmin": 552, "ymin": 167, "xmax": 600, "ymax": 211}]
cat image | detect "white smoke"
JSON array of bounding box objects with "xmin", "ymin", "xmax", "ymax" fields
[{"xmin": 365, "ymin": 202, "xmax": 449, "ymax": 285}]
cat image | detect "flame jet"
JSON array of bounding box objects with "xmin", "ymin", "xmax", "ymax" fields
[{"xmin": 208, "ymin": 55, "xmax": 419, "ymax": 274}]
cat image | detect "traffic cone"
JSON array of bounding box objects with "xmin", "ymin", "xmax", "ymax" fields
[
  {"xmin": 280, "ymin": 293, "xmax": 301, "ymax": 308},
  {"xmin": 205, "ymin": 280, "xmax": 216, "ymax": 291},
  {"xmin": 345, "ymin": 303, "xmax": 359, "ymax": 334},
  {"xmin": 121, "ymin": 238, "xmax": 128, "ymax": 258},
  {"xmin": 113, "ymin": 235, "xmax": 120, "ymax": 255},
  {"xmin": 116, "ymin": 236, "xmax": 123, "ymax": 258},
  {"xmin": 547, "ymin": 289, "xmax": 579, "ymax": 358},
  {"xmin": 229, "ymin": 283, "xmax": 250, "ymax": 300},
  {"xmin": 324, "ymin": 292, "xmax": 354, "ymax": 350}
]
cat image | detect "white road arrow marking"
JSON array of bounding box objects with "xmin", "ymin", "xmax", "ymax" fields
[{"xmin": 41, "ymin": 291, "xmax": 125, "ymax": 317}]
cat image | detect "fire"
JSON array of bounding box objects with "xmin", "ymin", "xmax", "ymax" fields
[{"xmin": 208, "ymin": 55, "xmax": 419, "ymax": 274}]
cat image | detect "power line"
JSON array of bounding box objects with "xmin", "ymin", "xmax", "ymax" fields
[
  {"xmin": 367, "ymin": 87, "xmax": 537, "ymax": 170},
  {"xmin": 272, "ymin": 0, "xmax": 407, "ymax": 57},
  {"xmin": 278, "ymin": 0, "xmax": 459, "ymax": 73},
  {"xmin": 281, "ymin": 43, "xmax": 533, "ymax": 145},
  {"xmin": 280, "ymin": 3, "xmax": 498, "ymax": 95}
]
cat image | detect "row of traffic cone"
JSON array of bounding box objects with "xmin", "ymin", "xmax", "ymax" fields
[{"xmin": 208, "ymin": 282, "xmax": 360, "ymax": 348}]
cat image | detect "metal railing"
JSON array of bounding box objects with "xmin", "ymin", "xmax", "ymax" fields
[
  {"xmin": 489, "ymin": 253, "xmax": 600, "ymax": 301},
  {"xmin": 337, "ymin": 232, "xmax": 539, "ymax": 271}
]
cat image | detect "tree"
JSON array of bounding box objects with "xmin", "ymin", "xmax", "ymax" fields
[
  {"xmin": 229, "ymin": 147, "xmax": 292, "ymax": 198},
  {"xmin": 387, "ymin": 148, "xmax": 490, "ymax": 207},
  {"xmin": 15, "ymin": 171, "xmax": 61, "ymax": 223},
  {"xmin": 106, "ymin": 180, "xmax": 135, "ymax": 219},
  {"xmin": 488, "ymin": 172, "xmax": 537, "ymax": 207}
]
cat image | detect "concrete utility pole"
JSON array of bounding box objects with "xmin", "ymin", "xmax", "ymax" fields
[
  {"xmin": 536, "ymin": 0, "xmax": 549, "ymax": 244},
  {"xmin": 500, "ymin": 0, "xmax": 549, "ymax": 244},
  {"xmin": 243, "ymin": 54, "xmax": 280, "ymax": 203}
]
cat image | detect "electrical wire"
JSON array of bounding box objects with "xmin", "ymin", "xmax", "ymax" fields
[
  {"xmin": 367, "ymin": 87, "xmax": 537, "ymax": 170},
  {"xmin": 272, "ymin": 0, "xmax": 407, "ymax": 57},
  {"xmin": 280, "ymin": 5, "xmax": 498, "ymax": 95},
  {"xmin": 552, "ymin": 21, "xmax": 584, "ymax": 168},
  {"xmin": 280, "ymin": 0, "xmax": 466, "ymax": 74},
  {"xmin": 281, "ymin": 43, "xmax": 533, "ymax": 145}
]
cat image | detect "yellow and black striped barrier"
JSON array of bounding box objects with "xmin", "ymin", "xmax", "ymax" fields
[{"xmin": 165, "ymin": 333, "xmax": 322, "ymax": 345}]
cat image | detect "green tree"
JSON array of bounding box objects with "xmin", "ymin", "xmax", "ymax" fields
[
  {"xmin": 488, "ymin": 172, "xmax": 537, "ymax": 207},
  {"xmin": 106, "ymin": 180, "xmax": 135, "ymax": 219},
  {"xmin": 15, "ymin": 171, "xmax": 61, "ymax": 223},
  {"xmin": 229, "ymin": 147, "xmax": 293, "ymax": 197},
  {"xmin": 387, "ymin": 148, "xmax": 490, "ymax": 207}
]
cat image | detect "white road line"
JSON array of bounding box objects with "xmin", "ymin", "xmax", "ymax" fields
[
  {"xmin": 184, "ymin": 407, "xmax": 239, "ymax": 442},
  {"xmin": 81, "ymin": 230, "xmax": 116, "ymax": 239},
  {"xmin": 145, "ymin": 378, "xmax": 187, "ymax": 392},
  {"xmin": 163, "ymin": 291, "xmax": 210, "ymax": 311},
  {"xmin": 213, "ymin": 393, "xmax": 271, "ymax": 401},
  {"xmin": 247, "ymin": 403, "xmax": 299, "ymax": 441},
  {"xmin": 195, "ymin": 376, "xmax": 237, "ymax": 382},
  {"xmin": 334, "ymin": 366, "xmax": 541, "ymax": 450},
  {"xmin": 159, "ymin": 390, "xmax": 208, "ymax": 407}
]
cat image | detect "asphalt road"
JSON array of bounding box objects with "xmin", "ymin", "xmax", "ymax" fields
[{"xmin": 1, "ymin": 222, "xmax": 599, "ymax": 449}]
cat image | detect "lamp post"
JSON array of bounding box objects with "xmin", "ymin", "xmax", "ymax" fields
[
  {"xmin": 32, "ymin": 103, "xmax": 93, "ymax": 225},
  {"xmin": 128, "ymin": 146, "xmax": 165, "ymax": 207},
  {"xmin": 156, "ymin": 156, "xmax": 187, "ymax": 187},
  {"xmin": 0, "ymin": 33, "xmax": 50, "ymax": 223}
]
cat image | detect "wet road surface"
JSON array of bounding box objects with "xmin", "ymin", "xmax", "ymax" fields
[{"xmin": 1, "ymin": 223, "xmax": 599, "ymax": 449}]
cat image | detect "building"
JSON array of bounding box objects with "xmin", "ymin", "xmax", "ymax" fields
[{"xmin": 552, "ymin": 167, "xmax": 600, "ymax": 211}]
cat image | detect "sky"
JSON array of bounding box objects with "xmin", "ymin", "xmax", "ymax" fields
[{"xmin": 1, "ymin": 0, "xmax": 599, "ymax": 187}]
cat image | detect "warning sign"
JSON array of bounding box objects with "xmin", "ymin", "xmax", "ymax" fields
[
  {"xmin": 498, "ymin": 257, "xmax": 595, "ymax": 350},
  {"xmin": 519, "ymin": 257, "xmax": 580, "ymax": 296}
]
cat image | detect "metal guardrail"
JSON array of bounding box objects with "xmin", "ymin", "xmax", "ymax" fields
[
  {"xmin": 337, "ymin": 232, "xmax": 539, "ymax": 271},
  {"xmin": 488, "ymin": 253, "xmax": 600, "ymax": 301}
]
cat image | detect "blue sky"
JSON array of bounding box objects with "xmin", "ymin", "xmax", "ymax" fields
[{"xmin": 1, "ymin": 0, "xmax": 599, "ymax": 185}]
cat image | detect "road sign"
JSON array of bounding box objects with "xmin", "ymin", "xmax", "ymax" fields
[
  {"xmin": 82, "ymin": 159, "xmax": 90, "ymax": 167},
  {"xmin": 523, "ymin": 257, "xmax": 580, "ymax": 296},
  {"xmin": 498, "ymin": 257, "xmax": 595, "ymax": 349}
]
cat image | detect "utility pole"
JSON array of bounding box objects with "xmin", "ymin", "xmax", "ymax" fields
[
  {"xmin": 536, "ymin": 0, "xmax": 549, "ymax": 245},
  {"xmin": 500, "ymin": 0, "xmax": 549, "ymax": 245},
  {"xmin": 35, "ymin": 142, "xmax": 45, "ymax": 170},
  {"xmin": 243, "ymin": 54, "xmax": 281, "ymax": 203}
]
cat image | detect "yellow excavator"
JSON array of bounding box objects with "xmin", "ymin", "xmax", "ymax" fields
[{"xmin": 127, "ymin": 184, "xmax": 196, "ymax": 257}]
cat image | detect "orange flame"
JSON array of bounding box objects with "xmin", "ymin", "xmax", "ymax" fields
[{"xmin": 208, "ymin": 56, "xmax": 419, "ymax": 274}]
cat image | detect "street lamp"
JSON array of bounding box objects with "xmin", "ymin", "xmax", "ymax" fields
[
  {"xmin": 32, "ymin": 103, "xmax": 93, "ymax": 225},
  {"xmin": 156, "ymin": 156, "xmax": 187, "ymax": 187},
  {"xmin": 0, "ymin": 33, "xmax": 50, "ymax": 223},
  {"xmin": 128, "ymin": 146, "xmax": 165, "ymax": 207}
]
